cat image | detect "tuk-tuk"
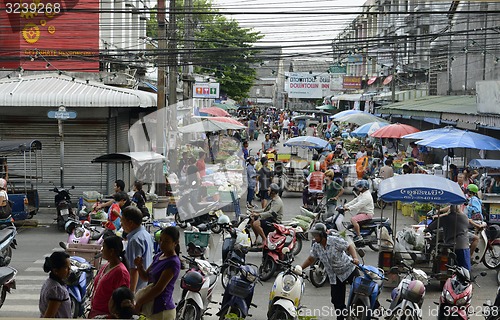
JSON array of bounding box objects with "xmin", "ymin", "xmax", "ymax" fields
[
  {"xmin": 376, "ymin": 174, "xmax": 467, "ymax": 286},
  {"xmin": 0, "ymin": 140, "xmax": 42, "ymax": 220},
  {"xmin": 469, "ymin": 158, "xmax": 500, "ymax": 224}
]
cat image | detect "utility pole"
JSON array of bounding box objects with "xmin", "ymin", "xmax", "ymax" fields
[
  {"xmin": 167, "ymin": 0, "xmax": 178, "ymax": 172},
  {"xmin": 182, "ymin": 0, "xmax": 194, "ymax": 102},
  {"xmin": 156, "ymin": 0, "xmax": 167, "ymax": 195},
  {"xmin": 391, "ymin": 42, "xmax": 397, "ymax": 103}
]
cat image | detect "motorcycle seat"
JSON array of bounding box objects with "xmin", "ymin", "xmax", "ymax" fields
[
  {"xmin": 0, "ymin": 266, "xmax": 15, "ymax": 284},
  {"xmin": 0, "ymin": 227, "xmax": 15, "ymax": 244},
  {"xmin": 369, "ymin": 218, "xmax": 388, "ymax": 223}
]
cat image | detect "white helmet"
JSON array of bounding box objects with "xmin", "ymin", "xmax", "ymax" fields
[
  {"xmin": 217, "ymin": 214, "xmax": 231, "ymax": 226},
  {"xmin": 0, "ymin": 178, "xmax": 6, "ymax": 190}
]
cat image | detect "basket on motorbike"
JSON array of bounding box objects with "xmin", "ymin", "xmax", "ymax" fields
[
  {"xmin": 65, "ymin": 243, "xmax": 102, "ymax": 268},
  {"xmin": 400, "ymin": 280, "xmax": 424, "ymax": 304},
  {"xmin": 353, "ymin": 277, "xmax": 374, "ymax": 296},
  {"xmin": 184, "ymin": 231, "xmax": 210, "ymax": 257},
  {"xmin": 228, "ymin": 277, "xmax": 253, "ymax": 298}
]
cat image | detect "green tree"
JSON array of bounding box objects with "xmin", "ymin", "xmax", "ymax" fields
[{"xmin": 146, "ymin": 0, "xmax": 262, "ymax": 101}]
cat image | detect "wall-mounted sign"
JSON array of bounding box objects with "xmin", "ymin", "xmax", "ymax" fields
[
  {"xmin": 193, "ymin": 82, "xmax": 220, "ymax": 98},
  {"xmin": 343, "ymin": 76, "xmax": 362, "ymax": 89},
  {"xmin": 285, "ymin": 72, "xmax": 332, "ymax": 99},
  {"xmin": 329, "ymin": 65, "xmax": 347, "ymax": 74}
]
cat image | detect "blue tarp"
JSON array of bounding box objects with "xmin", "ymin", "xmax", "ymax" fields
[
  {"xmin": 469, "ymin": 159, "xmax": 500, "ymax": 169},
  {"xmin": 378, "ymin": 174, "xmax": 466, "ymax": 204}
]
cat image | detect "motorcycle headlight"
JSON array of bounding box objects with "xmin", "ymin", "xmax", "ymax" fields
[
  {"xmin": 282, "ymin": 274, "xmax": 296, "ymax": 292},
  {"xmin": 444, "ymin": 290, "xmax": 454, "ymax": 304},
  {"xmin": 242, "ymin": 269, "xmax": 257, "ymax": 283},
  {"xmin": 456, "ymin": 295, "xmax": 470, "ymax": 306}
]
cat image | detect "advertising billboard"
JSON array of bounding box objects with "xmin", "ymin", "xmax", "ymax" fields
[
  {"xmin": 285, "ymin": 72, "xmax": 332, "ymax": 99},
  {"xmin": 343, "ymin": 76, "xmax": 362, "ymax": 89},
  {"xmin": 0, "ymin": 0, "xmax": 99, "ymax": 71},
  {"xmin": 193, "ymin": 82, "xmax": 220, "ymax": 98}
]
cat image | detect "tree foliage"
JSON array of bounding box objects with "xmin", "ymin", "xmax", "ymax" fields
[{"xmin": 147, "ymin": 0, "xmax": 263, "ymax": 101}]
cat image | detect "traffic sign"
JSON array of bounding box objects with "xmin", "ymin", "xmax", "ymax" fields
[{"xmin": 47, "ymin": 110, "xmax": 77, "ymax": 120}]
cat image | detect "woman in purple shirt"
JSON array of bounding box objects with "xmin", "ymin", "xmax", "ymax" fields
[{"xmin": 134, "ymin": 226, "xmax": 181, "ymax": 320}]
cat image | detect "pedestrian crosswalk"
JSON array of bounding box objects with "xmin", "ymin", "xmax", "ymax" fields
[{"xmin": 1, "ymin": 254, "xmax": 57, "ymax": 317}]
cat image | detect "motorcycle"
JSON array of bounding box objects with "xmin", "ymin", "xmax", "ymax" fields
[
  {"xmin": 174, "ymin": 189, "xmax": 223, "ymax": 234},
  {"xmin": 52, "ymin": 185, "xmax": 76, "ymax": 231},
  {"xmin": 437, "ymin": 264, "xmax": 486, "ymax": 320},
  {"xmin": 64, "ymin": 219, "xmax": 107, "ymax": 246},
  {"xmin": 176, "ymin": 255, "xmax": 220, "ymax": 320},
  {"xmin": 385, "ymin": 261, "xmax": 428, "ymax": 320},
  {"xmin": 0, "ymin": 266, "xmax": 16, "ymax": 310},
  {"xmin": 347, "ymin": 262, "xmax": 386, "ymax": 320},
  {"xmin": 217, "ymin": 261, "xmax": 260, "ymax": 320},
  {"xmin": 483, "ymin": 286, "xmax": 500, "ymax": 320},
  {"xmin": 59, "ymin": 242, "xmax": 97, "ymax": 318},
  {"xmin": 0, "ymin": 224, "xmax": 17, "ymax": 267},
  {"xmin": 325, "ymin": 206, "xmax": 392, "ymax": 252},
  {"xmin": 219, "ymin": 221, "xmax": 251, "ymax": 288},
  {"xmin": 472, "ymin": 223, "xmax": 500, "ymax": 269},
  {"xmin": 368, "ymin": 176, "xmax": 386, "ymax": 209},
  {"xmin": 267, "ymin": 255, "xmax": 307, "ymax": 320},
  {"xmin": 259, "ymin": 223, "xmax": 297, "ymax": 281}
]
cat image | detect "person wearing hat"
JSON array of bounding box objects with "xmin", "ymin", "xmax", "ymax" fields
[
  {"xmin": 334, "ymin": 144, "xmax": 350, "ymax": 163},
  {"xmin": 343, "ymin": 179, "xmax": 374, "ymax": 242},
  {"xmin": 250, "ymin": 183, "xmax": 283, "ymax": 247},
  {"xmin": 300, "ymin": 223, "xmax": 359, "ymax": 320},
  {"xmin": 465, "ymin": 183, "xmax": 484, "ymax": 259},
  {"xmin": 246, "ymin": 157, "xmax": 257, "ymax": 208}
]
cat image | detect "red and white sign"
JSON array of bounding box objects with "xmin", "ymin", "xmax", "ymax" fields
[{"xmin": 0, "ymin": 0, "xmax": 99, "ymax": 71}]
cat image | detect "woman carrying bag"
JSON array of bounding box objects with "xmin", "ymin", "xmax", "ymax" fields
[{"xmin": 134, "ymin": 226, "xmax": 181, "ymax": 320}]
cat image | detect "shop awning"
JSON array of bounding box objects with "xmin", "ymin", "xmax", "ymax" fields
[
  {"xmin": 331, "ymin": 93, "xmax": 363, "ymax": 101},
  {"xmin": 367, "ymin": 76, "xmax": 378, "ymax": 85},
  {"xmin": 0, "ymin": 74, "xmax": 157, "ymax": 108}
]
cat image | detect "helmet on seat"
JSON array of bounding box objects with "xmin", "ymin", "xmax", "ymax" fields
[
  {"xmin": 269, "ymin": 183, "xmax": 280, "ymax": 194},
  {"xmin": 217, "ymin": 214, "xmax": 231, "ymax": 226},
  {"xmin": 309, "ymin": 223, "xmax": 327, "ymax": 238},
  {"xmin": 181, "ymin": 270, "xmax": 204, "ymax": 292},
  {"xmin": 355, "ymin": 179, "xmax": 369, "ymax": 190},
  {"xmin": 467, "ymin": 184, "xmax": 479, "ymax": 194},
  {"xmin": 64, "ymin": 220, "xmax": 78, "ymax": 234}
]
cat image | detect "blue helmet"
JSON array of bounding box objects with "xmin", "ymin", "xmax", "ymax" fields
[{"xmin": 355, "ymin": 179, "xmax": 369, "ymax": 190}]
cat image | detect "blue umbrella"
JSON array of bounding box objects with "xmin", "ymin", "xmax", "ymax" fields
[
  {"xmin": 350, "ymin": 122, "xmax": 389, "ymax": 138},
  {"xmin": 415, "ymin": 129, "xmax": 500, "ymax": 151},
  {"xmin": 402, "ymin": 126, "xmax": 458, "ymax": 140},
  {"xmin": 283, "ymin": 136, "xmax": 329, "ymax": 149},
  {"xmin": 331, "ymin": 109, "xmax": 363, "ymax": 119}
]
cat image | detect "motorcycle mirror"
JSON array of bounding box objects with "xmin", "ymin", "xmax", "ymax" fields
[
  {"xmin": 282, "ymin": 247, "xmax": 290, "ymax": 255},
  {"xmin": 59, "ymin": 241, "xmax": 68, "ymax": 250},
  {"xmin": 357, "ymin": 248, "xmax": 365, "ymax": 258}
]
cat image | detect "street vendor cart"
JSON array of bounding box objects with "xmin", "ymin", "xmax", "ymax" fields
[{"xmin": 377, "ymin": 174, "xmax": 467, "ymax": 287}]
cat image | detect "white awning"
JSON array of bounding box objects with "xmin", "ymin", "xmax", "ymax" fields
[
  {"xmin": 331, "ymin": 93, "xmax": 363, "ymax": 101},
  {"xmin": 0, "ymin": 74, "xmax": 157, "ymax": 108}
]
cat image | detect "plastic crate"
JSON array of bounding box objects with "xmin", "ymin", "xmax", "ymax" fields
[
  {"xmin": 65, "ymin": 243, "xmax": 102, "ymax": 268},
  {"xmin": 219, "ymin": 191, "xmax": 235, "ymax": 203},
  {"xmin": 184, "ymin": 231, "xmax": 210, "ymax": 248}
]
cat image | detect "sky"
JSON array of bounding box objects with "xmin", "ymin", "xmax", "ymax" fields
[{"xmin": 213, "ymin": 0, "xmax": 368, "ymax": 58}]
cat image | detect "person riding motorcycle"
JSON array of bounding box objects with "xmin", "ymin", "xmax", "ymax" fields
[
  {"xmin": 250, "ymin": 183, "xmax": 283, "ymax": 247},
  {"xmin": 343, "ymin": 180, "xmax": 374, "ymax": 242},
  {"xmin": 303, "ymin": 162, "xmax": 324, "ymax": 209},
  {"xmin": 465, "ymin": 184, "xmax": 484, "ymax": 260}
]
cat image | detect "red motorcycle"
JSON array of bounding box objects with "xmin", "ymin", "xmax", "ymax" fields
[
  {"xmin": 259, "ymin": 223, "xmax": 297, "ymax": 281},
  {"xmin": 437, "ymin": 264, "xmax": 486, "ymax": 319}
]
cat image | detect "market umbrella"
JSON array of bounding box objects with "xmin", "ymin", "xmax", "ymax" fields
[
  {"xmin": 335, "ymin": 113, "xmax": 389, "ymax": 126},
  {"xmin": 331, "ymin": 109, "xmax": 363, "ymax": 119},
  {"xmin": 370, "ymin": 123, "xmax": 420, "ymax": 139},
  {"xmin": 415, "ymin": 130, "xmax": 500, "ymax": 151},
  {"xmin": 284, "ymin": 136, "xmax": 329, "ymax": 149},
  {"xmin": 350, "ymin": 122, "xmax": 389, "ymax": 138},
  {"xmin": 212, "ymin": 102, "xmax": 238, "ymax": 111},
  {"xmin": 199, "ymin": 106, "xmax": 230, "ymax": 117},
  {"xmin": 402, "ymin": 126, "xmax": 457, "ymax": 140},
  {"xmin": 316, "ymin": 104, "xmax": 336, "ymax": 110},
  {"xmin": 291, "ymin": 115, "xmax": 316, "ymax": 121}
]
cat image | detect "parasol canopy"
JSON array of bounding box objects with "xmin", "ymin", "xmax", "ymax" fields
[
  {"xmin": 178, "ymin": 117, "xmax": 246, "ymax": 133},
  {"xmin": 283, "ymin": 136, "xmax": 329, "ymax": 149},
  {"xmin": 331, "ymin": 109, "xmax": 363, "ymax": 119},
  {"xmin": 350, "ymin": 122, "xmax": 390, "ymax": 138},
  {"xmin": 415, "ymin": 129, "xmax": 500, "ymax": 151},
  {"xmin": 335, "ymin": 113, "xmax": 389, "ymax": 126},
  {"xmin": 370, "ymin": 123, "xmax": 420, "ymax": 138},
  {"xmin": 402, "ymin": 126, "xmax": 457, "ymax": 140},
  {"xmin": 199, "ymin": 106, "xmax": 230, "ymax": 117}
]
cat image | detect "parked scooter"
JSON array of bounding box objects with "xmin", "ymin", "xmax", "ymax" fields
[
  {"xmin": 0, "ymin": 224, "xmax": 17, "ymax": 267},
  {"xmin": 347, "ymin": 262, "xmax": 386, "ymax": 320},
  {"xmin": 174, "ymin": 189, "xmax": 222, "ymax": 233},
  {"xmin": 472, "ymin": 223, "xmax": 500, "ymax": 269},
  {"xmin": 437, "ymin": 264, "xmax": 486, "ymax": 320},
  {"xmin": 64, "ymin": 219, "xmax": 106, "ymax": 245},
  {"xmin": 0, "ymin": 266, "xmax": 17, "ymax": 309},
  {"xmin": 259, "ymin": 223, "xmax": 297, "ymax": 281},
  {"xmin": 326, "ymin": 206, "xmax": 392, "ymax": 252},
  {"xmin": 217, "ymin": 262, "xmax": 260, "ymax": 320},
  {"xmin": 52, "ymin": 185, "xmax": 76, "ymax": 231},
  {"xmin": 59, "ymin": 242, "xmax": 97, "ymax": 318},
  {"xmin": 176, "ymin": 255, "xmax": 220, "ymax": 320},
  {"xmin": 267, "ymin": 253, "xmax": 307, "ymax": 320},
  {"xmin": 385, "ymin": 261, "xmax": 428, "ymax": 320},
  {"xmin": 483, "ymin": 286, "xmax": 500, "ymax": 320}
]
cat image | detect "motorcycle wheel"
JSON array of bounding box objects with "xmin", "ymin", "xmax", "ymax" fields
[
  {"xmin": 221, "ymin": 264, "xmax": 240, "ymax": 289},
  {"xmin": 70, "ymin": 296, "xmax": 80, "ymax": 318},
  {"xmin": 210, "ymin": 220, "xmax": 222, "ymax": 234},
  {"xmin": 269, "ymin": 306, "xmax": 293, "ymax": 320},
  {"xmin": 309, "ymin": 260, "xmax": 327, "ymax": 288},
  {"xmin": 176, "ymin": 300, "xmax": 201, "ymax": 320},
  {"xmin": 0, "ymin": 286, "xmax": 6, "ymax": 309},
  {"xmin": 219, "ymin": 306, "xmax": 244, "ymax": 320},
  {"xmin": 367, "ymin": 233, "xmax": 380, "ymax": 252},
  {"xmin": 174, "ymin": 213, "xmax": 188, "ymax": 229},
  {"xmin": 484, "ymin": 243, "xmax": 500, "ymax": 269},
  {"xmin": 347, "ymin": 301, "xmax": 370, "ymax": 320},
  {"xmin": 2, "ymin": 247, "xmax": 12, "ymax": 266},
  {"xmin": 497, "ymin": 269, "xmax": 500, "ymax": 286},
  {"xmin": 259, "ymin": 256, "xmax": 277, "ymax": 281},
  {"xmin": 292, "ymin": 237, "xmax": 302, "ymax": 256}
]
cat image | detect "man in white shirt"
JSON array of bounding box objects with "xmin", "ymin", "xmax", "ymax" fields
[
  {"xmin": 344, "ymin": 179, "xmax": 374, "ymax": 242},
  {"xmin": 355, "ymin": 145, "xmax": 367, "ymax": 160},
  {"xmin": 282, "ymin": 117, "xmax": 290, "ymax": 139}
]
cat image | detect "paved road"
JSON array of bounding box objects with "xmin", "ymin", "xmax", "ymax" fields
[{"xmin": 1, "ymin": 135, "xmax": 498, "ymax": 319}]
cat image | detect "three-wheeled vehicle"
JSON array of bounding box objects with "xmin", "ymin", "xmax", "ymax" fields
[
  {"xmin": 469, "ymin": 159, "xmax": 500, "ymax": 224},
  {"xmin": 0, "ymin": 140, "xmax": 42, "ymax": 220},
  {"xmin": 376, "ymin": 174, "xmax": 467, "ymax": 287}
]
